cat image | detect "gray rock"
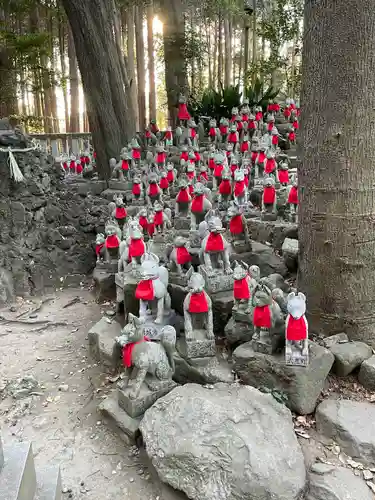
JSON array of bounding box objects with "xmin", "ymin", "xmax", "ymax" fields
[
  {"xmin": 173, "ymin": 352, "xmax": 234, "ymax": 385},
  {"xmin": 141, "ymin": 383, "xmax": 306, "ymax": 500},
  {"xmin": 93, "ymin": 268, "xmax": 116, "ymax": 302},
  {"xmin": 233, "ymin": 341, "xmax": 334, "ymax": 414},
  {"xmin": 224, "ymin": 317, "xmax": 253, "ymax": 345},
  {"xmin": 330, "ymin": 341, "xmax": 372, "ymax": 376},
  {"xmin": 282, "ymin": 237, "xmax": 299, "ymax": 272},
  {"xmin": 316, "ymin": 399, "xmax": 375, "ymax": 466},
  {"xmin": 359, "ymin": 355, "xmax": 375, "ymax": 390},
  {"xmin": 234, "ymin": 241, "xmax": 288, "ymax": 277},
  {"xmin": 247, "ymin": 218, "xmax": 298, "ymax": 250},
  {"xmin": 307, "ymin": 463, "xmax": 373, "ymax": 500},
  {"xmin": 323, "ymin": 333, "xmax": 349, "ymax": 349}
]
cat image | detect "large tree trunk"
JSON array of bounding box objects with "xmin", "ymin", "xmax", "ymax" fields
[
  {"xmin": 125, "ymin": 6, "xmax": 139, "ymax": 130},
  {"xmin": 0, "ymin": 7, "xmax": 17, "ymax": 117},
  {"xmin": 299, "ymin": 0, "xmax": 375, "ymax": 345},
  {"xmin": 58, "ymin": 22, "xmax": 70, "ymax": 132},
  {"xmin": 135, "ymin": 4, "xmax": 146, "ymax": 130},
  {"xmin": 67, "ymin": 26, "xmax": 79, "ymax": 132},
  {"xmin": 147, "ymin": 2, "xmax": 157, "ymax": 122},
  {"xmin": 160, "ymin": 0, "xmax": 188, "ymax": 126},
  {"xmin": 61, "ymin": 0, "xmax": 136, "ymax": 179},
  {"xmin": 218, "ymin": 16, "xmax": 223, "ymax": 85}
]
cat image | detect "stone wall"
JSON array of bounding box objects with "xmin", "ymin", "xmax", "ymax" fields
[{"xmin": 0, "ymin": 150, "xmax": 108, "ymax": 303}]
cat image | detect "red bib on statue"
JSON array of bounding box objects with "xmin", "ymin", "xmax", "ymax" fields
[
  {"xmin": 263, "ymin": 186, "xmax": 276, "ymax": 204},
  {"xmin": 69, "ymin": 161, "xmax": 76, "ymax": 170},
  {"xmin": 187, "ymin": 170, "xmax": 195, "ymax": 180},
  {"xmin": 214, "ymin": 164, "xmax": 224, "ymax": 177},
  {"xmin": 148, "ymin": 183, "xmax": 159, "ymax": 196},
  {"xmin": 191, "ymin": 194, "xmax": 204, "ymax": 212},
  {"xmin": 139, "ymin": 216, "xmax": 148, "ymax": 229},
  {"xmin": 289, "ymin": 132, "xmax": 296, "ymax": 142},
  {"xmin": 288, "ymin": 186, "xmax": 298, "ymax": 205},
  {"xmin": 129, "ymin": 238, "xmax": 145, "ymax": 259},
  {"xmin": 156, "ymin": 153, "xmax": 165, "ymax": 164},
  {"xmin": 154, "ymin": 211, "xmax": 163, "ymax": 226},
  {"xmin": 190, "ymin": 128, "xmax": 197, "ymax": 138},
  {"xmin": 255, "ymin": 111, "xmax": 263, "ymax": 121},
  {"xmin": 251, "ymin": 151, "xmax": 257, "ymax": 163},
  {"xmin": 132, "ymin": 183, "xmax": 141, "ymax": 195},
  {"xmin": 219, "ymin": 125, "xmax": 228, "ymax": 135},
  {"xmin": 122, "ymin": 337, "xmax": 149, "ymax": 368},
  {"xmin": 176, "ymin": 189, "xmax": 190, "ymax": 203},
  {"xmin": 219, "ymin": 179, "xmax": 232, "ymax": 195},
  {"xmin": 165, "ymin": 130, "xmax": 172, "ymax": 139},
  {"xmin": 95, "ymin": 243, "xmax": 104, "ymax": 255},
  {"xmin": 234, "ymin": 180, "xmax": 246, "ymax": 197},
  {"xmin": 234, "ymin": 278, "xmax": 250, "ymax": 300},
  {"xmin": 278, "ymin": 170, "xmax": 289, "ymax": 184},
  {"xmin": 253, "ymin": 305, "xmax": 271, "ymax": 328},
  {"xmin": 176, "ymin": 247, "xmax": 192, "ymax": 265},
  {"xmin": 209, "ymin": 127, "xmax": 216, "ymax": 137},
  {"xmin": 135, "ymin": 280, "xmax": 154, "ymax": 301},
  {"xmin": 272, "ymin": 135, "xmax": 278, "ymax": 145},
  {"xmin": 284, "ymin": 107, "xmax": 291, "ymax": 118},
  {"xmin": 180, "ymin": 152, "xmax": 188, "ymax": 161},
  {"xmin": 189, "ymin": 291, "xmax": 209, "ymax": 313},
  {"xmin": 122, "ymin": 159, "xmax": 129, "ymax": 170},
  {"xmin": 209, "ymin": 158, "xmax": 215, "ymax": 170},
  {"xmin": 132, "ymin": 149, "xmax": 141, "ymax": 160},
  {"xmin": 148, "ymin": 223, "xmax": 155, "ymax": 237},
  {"xmin": 167, "ymin": 170, "xmax": 175, "ymax": 183},
  {"xmin": 286, "ymin": 316, "xmax": 307, "ymax": 341},
  {"xmin": 198, "ymin": 172, "xmax": 208, "ymax": 182},
  {"xmin": 228, "ymin": 132, "xmax": 237, "ymax": 143},
  {"xmin": 229, "ymin": 215, "xmax": 244, "ymax": 234},
  {"xmin": 115, "ymin": 207, "xmax": 127, "ymax": 219},
  {"xmin": 160, "ymin": 177, "xmax": 169, "ymax": 189},
  {"xmin": 265, "ymin": 159, "xmax": 276, "ymax": 174},
  {"xmin": 76, "ymin": 163, "xmax": 83, "ymax": 174},
  {"xmin": 195, "ymin": 152, "xmax": 201, "ymax": 161},
  {"xmin": 178, "ymin": 103, "xmax": 190, "ymax": 121},
  {"xmin": 241, "ymin": 142, "xmax": 249, "ymax": 152},
  {"xmin": 106, "ymin": 234, "xmax": 119, "ymax": 249},
  {"xmin": 257, "ymin": 152, "xmax": 266, "ymax": 164},
  {"xmin": 205, "ymin": 233, "xmax": 224, "ymax": 252}
]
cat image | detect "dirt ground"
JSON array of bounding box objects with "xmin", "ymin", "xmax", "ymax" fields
[{"xmin": 0, "ymin": 288, "xmax": 184, "ymax": 500}]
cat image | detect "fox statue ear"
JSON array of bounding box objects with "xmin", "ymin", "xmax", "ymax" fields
[
  {"xmin": 287, "ymin": 292, "xmax": 296, "ymax": 301},
  {"xmin": 186, "ymin": 266, "xmax": 194, "ymax": 280},
  {"xmin": 297, "ymin": 292, "xmax": 306, "ymax": 302}
]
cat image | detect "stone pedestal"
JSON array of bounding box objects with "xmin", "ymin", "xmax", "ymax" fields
[
  {"xmin": 109, "ymin": 180, "xmax": 132, "ymax": 191},
  {"xmin": 233, "ymin": 341, "xmax": 334, "ymax": 414},
  {"xmin": 115, "ymin": 272, "xmax": 138, "ymax": 320},
  {"xmin": 199, "ymin": 265, "xmax": 234, "ymax": 294},
  {"xmin": 96, "ymin": 260, "xmax": 118, "ymax": 274},
  {"xmin": 142, "ymin": 309, "xmax": 179, "ymax": 340},
  {"xmin": 174, "ymin": 215, "xmax": 190, "ymax": 231},
  {"xmin": 173, "ymin": 352, "xmax": 234, "ymax": 385},
  {"xmin": 231, "ymin": 239, "xmax": 252, "ymax": 254},
  {"xmin": 118, "ymin": 378, "xmax": 177, "ymax": 418},
  {"xmin": 261, "ymin": 212, "xmax": 278, "ymax": 222},
  {"xmin": 168, "ymin": 272, "xmax": 188, "ymax": 288},
  {"xmin": 93, "ymin": 268, "xmax": 116, "ymax": 302},
  {"xmin": 148, "ymin": 232, "xmax": 175, "ymax": 262},
  {"xmin": 177, "ymin": 331, "xmax": 217, "ymax": 359},
  {"xmin": 285, "ymin": 348, "xmax": 309, "ymax": 367},
  {"xmin": 88, "ymin": 317, "xmax": 122, "ymax": 368}
]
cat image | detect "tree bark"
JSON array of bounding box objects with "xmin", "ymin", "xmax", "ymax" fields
[
  {"xmin": 218, "ymin": 15, "xmax": 223, "ymax": 86},
  {"xmin": 299, "ymin": 0, "xmax": 375, "ymax": 345},
  {"xmin": 251, "ymin": 9, "xmax": 257, "ymax": 85},
  {"xmin": 224, "ymin": 17, "xmax": 231, "ymax": 87},
  {"xmin": 206, "ymin": 21, "xmax": 212, "ymax": 88},
  {"xmin": 67, "ymin": 26, "xmax": 79, "ymax": 132},
  {"xmin": 125, "ymin": 6, "xmax": 139, "ymax": 130},
  {"xmin": 147, "ymin": 2, "xmax": 157, "ymax": 122},
  {"xmin": 160, "ymin": 0, "xmax": 188, "ymax": 126},
  {"xmin": 61, "ymin": 0, "xmax": 136, "ymax": 179},
  {"xmin": 58, "ymin": 22, "xmax": 70, "ymax": 132},
  {"xmin": 212, "ymin": 21, "xmax": 218, "ymax": 90},
  {"xmin": 135, "ymin": 4, "xmax": 146, "ymax": 130}
]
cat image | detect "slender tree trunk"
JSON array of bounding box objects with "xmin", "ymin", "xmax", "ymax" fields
[
  {"xmin": 226, "ymin": 19, "xmax": 232, "ymax": 86},
  {"xmin": 61, "ymin": 0, "xmax": 136, "ymax": 179},
  {"xmin": 206, "ymin": 21, "xmax": 212, "ymax": 88},
  {"xmin": 252, "ymin": 9, "xmax": 257, "ymax": 85},
  {"xmin": 58, "ymin": 22, "xmax": 70, "ymax": 132},
  {"xmin": 290, "ymin": 39, "xmax": 296, "ymax": 98},
  {"xmin": 160, "ymin": 0, "xmax": 188, "ymax": 125},
  {"xmin": 48, "ymin": 12, "xmax": 59, "ymax": 132},
  {"xmin": 0, "ymin": 7, "xmax": 17, "ymax": 117},
  {"xmin": 212, "ymin": 21, "xmax": 218, "ymax": 90},
  {"xmin": 67, "ymin": 26, "xmax": 79, "ymax": 132},
  {"xmin": 125, "ymin": 6, "xmax": 139, "ymax": 130},
  {"xmin": 147, "ymin": 2, "xmax": 157, "ymax": 122},
  {"xmin": 218, "ymin": 16, "xmax": 223, "ymax": 86},
  {"xmin": 299, "ymin": 0, "xmax": 375, "ymax": 345},
  {"xmin": 135, "ymin": 4, "xmax": 146, "ymax": 130}
]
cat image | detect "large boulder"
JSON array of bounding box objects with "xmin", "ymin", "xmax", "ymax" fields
[
  {"xmin": 232, "ymin": 241, "xmax": 288, "ymax": 277},
  {"xmin": 316, "ymin": 399, "xmax": 375, "ymax": 466},
  {"xmin": 306, "ymin": 463, "xmax": 373, "ymax": 500},
  {"xmin": 141, "ymin": 383, "xmax": 306, "ymax": 500},
  {"xmin": 329, "ymin": 341, "xmax": 372, "ymax": 376},
  {"xmin": 233, "ymin": 341, "xmax": 334, "ymax": 414},
  {"xmin": 359, "ymin": 355, "xmax": 375, "ymax": 390}
]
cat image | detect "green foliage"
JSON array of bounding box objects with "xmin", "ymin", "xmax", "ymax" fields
[
  {"xmin": 244, "ymin": 77, "xmax": 280, "ymax": 110},
  {"xmin": 188, "ymin": 79, "xmax": 279, "ymax": 119}
]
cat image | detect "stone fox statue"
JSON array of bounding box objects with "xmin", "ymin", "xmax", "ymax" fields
[{"xmin": 116, "ymin": 314, "xmax": 176, "ymax": 399}]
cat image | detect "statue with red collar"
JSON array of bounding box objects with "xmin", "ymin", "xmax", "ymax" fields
[
  {"xmin": 169, "ymin": 236, "xmax": 192, "ymax": 276},
  {"xmin": 287, "ymin": 176, "xmax": 299, "ymax": 223},
  {"xmin": 183, "ymin": 268, "xmax": 214, "ymax": 343},
  {"xmin": 200, "ymin": 210, "xmax": 232, "ymax": 276},
  {"xmin": 232, "ymin": 261, "xmax": 259, "ymax": 314},
  {"xmin": 117, "ymin": 217, "xmax": 146, "ymax": 274},
  {"xmin": 227, "ymin": 201, "xmax": 251, "ymax": 252},
  {"xmin": 146, "ymin": 171, "xmax": 163, "ymax": 206},
  {"xmin": 190, "ymin": 182, "xmax": 213, "ymax": 231},
  {"xmin": 251, "ymin": 281, "xmax": 284, "ymax": 354},
  {"xmin": 285, "ymin": 291, "xmax": 309, "ymax": 366},
  {"xmin": 115, "ymin": 313, "xmax": 176, "ymax": 400},
  {"xmin": 261, "ymin": 177, "xmax": 277, "ymax": 220},
  {"xmin": 109, "ymin": 194, "xmax": 127, "ymax": 229}
]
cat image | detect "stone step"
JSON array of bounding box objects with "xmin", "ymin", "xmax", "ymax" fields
[
  {"xmin": 0, "ymin": 442, "xmax": 37, "ymax": 500},
  {"xmin": 98, "ymin": 395, "xmax": 142, "ymax": 444},
  {"xmin": 35, "ymin": 466, "xmax": 62, "ymax": 500}
]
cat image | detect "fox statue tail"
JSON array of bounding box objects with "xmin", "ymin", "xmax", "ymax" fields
[{"xmin": 160, "ymin": 325, "xmax": 176, "ymax": 373}]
